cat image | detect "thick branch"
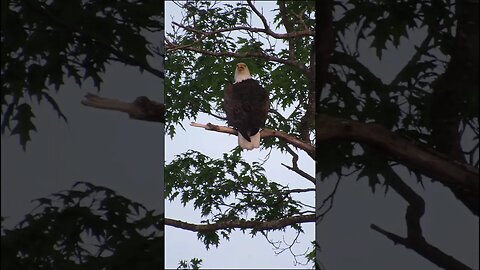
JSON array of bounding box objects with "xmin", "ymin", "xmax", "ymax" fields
[
  {"xmin": 81, "ymin": 93, "xmax": 164, "ymax": 123},
  {"xmin": 165, "ymin": 214, "xmax": 315, "ymax": 233},
  {"xmin": 317, "ymin": 114, "xmax": 479, "ymax": 214},
  {"xmin": 190, "ymin": 122, "xmax": 315, "ymax": 159},
  {"xmin": 430, "ymin": 0, "xmax": 479, "ymax": 163},
  {"xmin": 316, "ymin": 0, "xmax": 334, "ymax": 96}
]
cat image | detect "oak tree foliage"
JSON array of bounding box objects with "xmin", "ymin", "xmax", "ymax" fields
[
  {"xmin": 165, "ymin": 1, "xmax": 315, "ymax": 264},
  {"xmin": 1, "ymin": 0, "xmax": 165, "ymax": 269},
  {"xmin": 1, "ymin": 0, "xmax": 164, "ymax": 149},
  {"xmin": 1, "ymin": 182, "xmax": 164, "ymax": 270},
  {"xmin": 318, "ymin": 0, "xmax": 478, "ymax": 269}
]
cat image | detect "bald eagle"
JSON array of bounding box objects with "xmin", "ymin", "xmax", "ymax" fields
[{"xmin": 224, "ymin": 63, "xmax": 269, "ymax": 150}]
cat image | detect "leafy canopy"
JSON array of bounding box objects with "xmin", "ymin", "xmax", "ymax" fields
[
  {"xmin": 165, "ymin": 1, "xmax": 315, "ymax": 259},
  {"xmin": 166, "ymin": 1, "xmax": 315, "ymax": 142},
  {"xmin": 1, "ymin": 182, "xmax": 164, "ymax": 270},
  {"xmin": 318, "ymin": 0, "xmax": 478, "ymax": 190},
  {"xmin": 1, "ymin": 0, "xmax": 164, "ymax": 150}
]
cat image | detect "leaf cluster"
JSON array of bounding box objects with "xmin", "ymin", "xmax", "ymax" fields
[
  {"xmin": 1, "ymin": 0, "xmax": 164, "ymax": 149},
  {"xmin": 165, "ymin": 149, "xmax": 306, "ymax": 249},
  {"xmin": 318, "ymin": 0, "xmax": 478, "ymax": 190},
  {"xmin": 1, "ymin": 182, "xmax": 163, "ymax": 270}
]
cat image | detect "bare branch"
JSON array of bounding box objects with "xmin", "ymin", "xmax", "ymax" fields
[
  {"xmin": 165, "ymin": 214, "xmax": 315, "ymax": 233},
  {"xmin": 316, "ymin": 177, "xmax": 341, "ymax": 222},
  {"xmin": 281, "ymin": 145, "xmax": 315, "ymax": 184},
  {"xmin": 246, "ymin": 0, "xmax": 270, "ymax": 31},
  {"xmin": 81, "ymin": 93, "xmax": 164, "ymax": 123},
  {"xmin": 190, "ymin": 122, "xmax": 315, "ymax": 159},
  {"xmin": 169, "ymin": 21, "xmax": 313, "ymax": 45},
  {"xmin": 371, "ymin": 167, "xmax": 472, "ymax": 270}
]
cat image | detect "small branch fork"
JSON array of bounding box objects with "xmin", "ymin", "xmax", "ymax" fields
[
  {"xmin": 281, "ymin": 145, "xmax": 315, "ymax": 184},
  {"xmin": 371, "ymin": 168, "xmax": 472, "ymax": 270},
  {"xmin": 190, "ymin": 122, "xmax": 315, "ymax": 159},
  {"xmin": 316, "ymin": 177, "xmax": 341, "ymax": 223}
]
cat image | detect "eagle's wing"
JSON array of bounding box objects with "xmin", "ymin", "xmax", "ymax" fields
[{"xmin": 224, "ymin": 80, "xmax": 269, "ymax": 142}]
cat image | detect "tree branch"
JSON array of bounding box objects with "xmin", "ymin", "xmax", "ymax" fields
[
  {"xmin": 371, "ymin": 167, "xmax": 472, "ymax": 270},
  {"xmin": 278, "ymin": 1, "xmax": 297, "ymax": 62},
  {"xmin": 316, "ymin": 176, "xmax": 341, "ymax": 222},
  {"xmin": 371, "ymin": 224, "xmax": 472, "ymax": 270},
  {"xmin": 430, "ymin": 0, "xmax": 479, "ymax": 163},
  {"xmin": 317, "ymin": 114, "xmax": 479, "ymax": 215},
  {"xmin": 190, "ymin": 122, "xmax": 315, "ymax": 159},
  {"xmin": 81, "ymin": 93, "xmax": 164, "ymax": 123},
  {"xmin": 168, "ymin": 21, "xmax": 313, "ymax": 45},
  {"xmin": 281, "ymin": 145, "xmax": 315, "ymax": 184},
  {"xmin": 165, "ymin": 214, "xmax": 315, "ymax": 233}
]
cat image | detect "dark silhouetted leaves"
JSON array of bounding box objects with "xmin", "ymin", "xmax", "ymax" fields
[
  {"xmin": 1, "ymin": 0, "xmax": 164, "ymax": 150},
  {"xmin": 1, "ymin": 182, "xmax": 163, "ymax": 270}
]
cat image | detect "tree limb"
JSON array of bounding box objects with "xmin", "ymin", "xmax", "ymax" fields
[
  {"xmin": 317, "ymin": 114, "xmax": 479, "ymax": 215},
  {"xmin": 281, "ymin": 145, "xmax": 315, "ymax": 184},
  {"xmin": 190, "ymin": 122, "xmax": 315, "ymax": 159},
  {"xmin": 165, "ymin": 214, "xmax": 315, "ymax": 233},
  {"xmin": 371, "ymin": 167, "xmax": 472, "ymax": 270},
  {"xmin": 168, "ymin": 22, "xmax": 313, "ymax": 45},
  {"xmin": 371, "ymin": 224, "xmax": 472, "ymax": 270},
  {"xmin": 81, "ymin": 93, "xmax": 164, "ymax": 123}
]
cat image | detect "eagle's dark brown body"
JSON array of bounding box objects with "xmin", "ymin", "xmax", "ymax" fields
[{"xmin": 224, "ymin": 78, "xmax": 269, "ymax": 143}]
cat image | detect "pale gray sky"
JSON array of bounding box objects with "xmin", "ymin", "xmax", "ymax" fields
[{"xmin": 1, "ymin": 63, "xmax": 164, "ymax": 243}]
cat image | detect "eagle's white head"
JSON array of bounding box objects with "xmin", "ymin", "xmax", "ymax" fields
[{"xmin": 234, "ymin": 62, "xmax": 252, "ymax": 83}]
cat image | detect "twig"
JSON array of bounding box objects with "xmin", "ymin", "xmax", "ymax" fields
[{"xmin": 316, "ymin": 177, "xmax": 341, "ymax": 222}]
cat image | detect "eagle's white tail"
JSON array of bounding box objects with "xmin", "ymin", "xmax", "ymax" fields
[{"xmin": 238, "ymin": 132, "xmax": 261, "ymax": 150}]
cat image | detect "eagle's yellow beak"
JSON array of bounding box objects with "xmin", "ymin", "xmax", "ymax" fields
[{"xmin": 237, "ymin": 63, "xmax": 246, "ymax": 71}]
